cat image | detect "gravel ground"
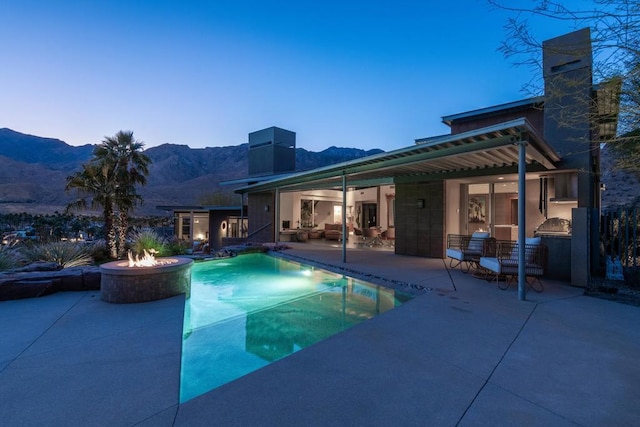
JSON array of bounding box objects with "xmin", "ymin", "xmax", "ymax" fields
[{"xmin": 586, "ymin": 277, "xmax": 640, "ymax": 307}]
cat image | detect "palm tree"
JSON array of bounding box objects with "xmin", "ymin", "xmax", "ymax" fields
[
  {"xmin": 66, "ymin": 161, "xmax": 118, "ymax": 258},
  {"xmin": 65, "ymin": 131, "xmax": 151, "ymax": 259},
  {"xmin": 95, "ymin": 131, "xmax": 150, "ymax": 257}
]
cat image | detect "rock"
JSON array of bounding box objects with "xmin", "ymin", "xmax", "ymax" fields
[
  {"xmin": 11, "ymin": 262, "xmax": 62, "ymax": 272},
  {"xmin": 0, "ymin": 279, "xmax": 58, "ymax": 301},
  {"xmin": 0, "ymin": 266, "xmax": 102, "ymax": 300}
]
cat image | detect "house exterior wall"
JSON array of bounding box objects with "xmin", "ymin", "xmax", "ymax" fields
[
  {"xmin": 395, "ymin": 181, "xmax": 445, "ymax": 258},
  {"xmin": 248, "ymin": 192, "xmax": 276, "ymax": 242},
  {"xmin": 209, "ymin": 210, "xmax": 231, "ymax": 251}
]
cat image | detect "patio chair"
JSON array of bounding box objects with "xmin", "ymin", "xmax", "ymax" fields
[
  {"xmin": 479, "ymin": 238, "xmax": 547, "ymax": 292},
  {"xmin": 446, "ymin": 231, "xmax": 492, "ymax": 273}
]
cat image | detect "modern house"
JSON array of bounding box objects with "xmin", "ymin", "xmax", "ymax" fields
[{"xmin": 232, "ymin": 28, "xmax": 619, "ymax": 289}]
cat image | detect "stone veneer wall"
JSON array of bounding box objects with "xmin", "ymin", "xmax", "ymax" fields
[{"xmin": 100, "ymin": 258, "xmax": 193, "ymax": 304}]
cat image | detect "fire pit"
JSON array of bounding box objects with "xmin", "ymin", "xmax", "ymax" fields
[{"xmin": 100, "ymin": 252, "xmax": 193, "ymax": 303}]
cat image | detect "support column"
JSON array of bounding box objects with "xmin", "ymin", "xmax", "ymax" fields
[
  {"xmin": 517, "ymin": 140, "xmax": 527, "ymax": 301},
  {"xmin": 239, "ymin": 193, "xmax": 244, "ymax": 239},
  {"xmin": 342, "ymin": 173, "xmax": 347, "ymax": 263},
  {"xmin": 275, "ymin": 188, "xmax": 280, "ymax": 242},
  {"xmin": 189, "ymin": 211, "xmax": 194, "ymax": 241}
]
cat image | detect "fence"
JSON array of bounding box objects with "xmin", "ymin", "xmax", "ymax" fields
[{"xmin": 600, "ymin": 206, "xmax": 640, "ymax": 283}]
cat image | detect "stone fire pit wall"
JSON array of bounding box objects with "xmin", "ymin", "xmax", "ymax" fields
[{"xmin": 100, "ymin": 257, "xmax": 193, "ymax": 303}]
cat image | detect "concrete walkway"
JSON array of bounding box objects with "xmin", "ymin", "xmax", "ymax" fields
[{"xmin": 2, "ymin": 244, "xmax": 639, "ymax": 426}]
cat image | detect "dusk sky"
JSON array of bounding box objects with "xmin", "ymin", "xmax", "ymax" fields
[{"xmin": 1, "ymin": 1, "xmax": 585, "ymax": 152}]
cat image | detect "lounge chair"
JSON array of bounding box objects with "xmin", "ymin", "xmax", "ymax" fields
[
  {"xmin": 479, "ymin": 238, "xmax": 547, "ymax": 292},
  {"xmin": 446, "ymin": 231, "xmax": 491, "ymax": 272}
]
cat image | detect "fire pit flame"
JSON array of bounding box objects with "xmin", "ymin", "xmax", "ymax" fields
[{"xmin": 127, "ymin": 249, "xmax": 176, "ymax": 267}]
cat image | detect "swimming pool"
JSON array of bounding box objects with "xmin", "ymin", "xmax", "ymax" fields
[{"xmin": 180, "ymin": 253, "xmax": 412, "ymax": 402}]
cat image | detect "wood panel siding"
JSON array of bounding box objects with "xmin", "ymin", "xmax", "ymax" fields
[
  {"xmin": 247, "ymin": 192, "xmax": 276, "ymax": 243},
  {"xmin": 395, "ymin": 181, "xmax": 445, "ymax": 258}
]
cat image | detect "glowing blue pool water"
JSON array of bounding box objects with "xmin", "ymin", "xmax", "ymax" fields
[{"xmin": 180, "ymin": 253, "xmax": 411, "ymax": 402}]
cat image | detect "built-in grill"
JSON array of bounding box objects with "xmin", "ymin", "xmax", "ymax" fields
[{"xmin": 534, "ymin": 217, "xmax": 572, "ymax": 237}]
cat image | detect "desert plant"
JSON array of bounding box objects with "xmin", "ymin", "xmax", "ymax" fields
[
  {"xmin": 88, "ymin": 239, "xmax": 110, "ymax": 264},
  {"xmin": 128, "ymin": 228, "xmax": 168, "ymax": 256},
  {"xmin": 19, "ymin": 241, "xmax": 93, "ymax": 268},
  {"xmin": 165, "ymin": 237, "xmax": 191, "ymax": 256},
  {"xmin": 0, "ymin": 245, "xmax": 21, "ymax": 271}
]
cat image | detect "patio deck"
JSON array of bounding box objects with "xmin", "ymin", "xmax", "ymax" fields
[{"xmin": 1, "ymin": 244, "xmax": 639, "ymax": 426}]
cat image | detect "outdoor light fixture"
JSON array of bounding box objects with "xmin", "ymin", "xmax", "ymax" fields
[
  {"xmin": 264, "ymin": 205, "xmax": 270, "ymax": 212},
  {"xmin": 416, "ymin": 199, "xmax": 425, "ymax": 208}
]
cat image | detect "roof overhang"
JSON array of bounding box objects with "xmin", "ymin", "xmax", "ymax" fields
[
  {"xmin": 236, "ymin": 118, "xmax": 560, "ymax": 194},
  {"xmin": 441, "ymin": 97, "xmax": 545, "ymax": 126},
  {"xmin": 156, "ymin": 205, "xmax": 243, "ymax": 213}
]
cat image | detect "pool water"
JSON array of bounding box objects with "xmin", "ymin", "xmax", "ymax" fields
[{"xmin": 180, "ymin": 253, "xmax": 412, "ymax": 402}]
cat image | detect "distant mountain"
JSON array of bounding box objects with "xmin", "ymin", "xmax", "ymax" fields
[
  {"xmin": 0, "ymin": 129, "xmax": 384, "ymax": 216},
  {"xmin": 0, "ymin": 128, "xmax": 94, "ymax": 170}
]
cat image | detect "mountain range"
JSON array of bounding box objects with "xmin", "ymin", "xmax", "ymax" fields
[{"xmin": 0, "ymin": 128, "xmax": 383, "ymax": 216}]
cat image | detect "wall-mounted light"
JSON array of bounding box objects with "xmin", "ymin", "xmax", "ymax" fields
[
  {"xmin": 221, "ymin": 221, "xmax": 227, "ymax": 231},
  {"xmin": 416, "ymin": 199, "xmax": 425, "ymax": 208},
  {"xmin": 264, "ymin": 205, "xmax": 270, "ymax": 212}
]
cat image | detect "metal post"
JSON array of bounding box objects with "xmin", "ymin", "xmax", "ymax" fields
[
  {"xmin": 239, "ymin": 193, "xmax": 244, "ymax": 239},
  {"xmin": 342, "ymin": 173, "xmax": 347, "ymax": 263},
  {"xmin": 517, "ymin": 140, "xmax": 527, "ymax": 301},
  {"xmin": 275, "ymin": 188, "xmax": 280, "ymax": 242},
  {"xmin": 189, "ymin": 211, "xmax": 194, "ymax": 241}
]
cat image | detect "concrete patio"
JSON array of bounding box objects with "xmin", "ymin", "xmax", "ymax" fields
[{"xmin": 2, "ymin": 243, "xmax": 639, "ymax": 426}]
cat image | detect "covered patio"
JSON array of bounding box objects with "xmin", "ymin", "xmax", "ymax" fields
[{"xmin": 239, "ymin": 118, "xmax": 561, "ymax": 300}]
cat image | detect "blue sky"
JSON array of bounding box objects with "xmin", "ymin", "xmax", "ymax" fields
[{"xmin": 1, "ymin": 1, "xmax": 585, "ymax": 152}]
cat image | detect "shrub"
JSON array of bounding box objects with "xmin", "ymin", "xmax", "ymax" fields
[
  {"xmin": 165, "ymin": 237, "xmax": 191, "ymax": 255},
  {"xmin": 0, "ymin": 245, "xmax": 22, "ymax": 271},
  {"xmin": 128, "ymin": 228, "xmax": 168, "ymax": 256},
  {"xmin": 89, "ymin": 240, "xmax": 110, "ymax": 263},
  {"xmin": 19, "ymin": 241, "xmax": 93, "ymax": 268}
]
